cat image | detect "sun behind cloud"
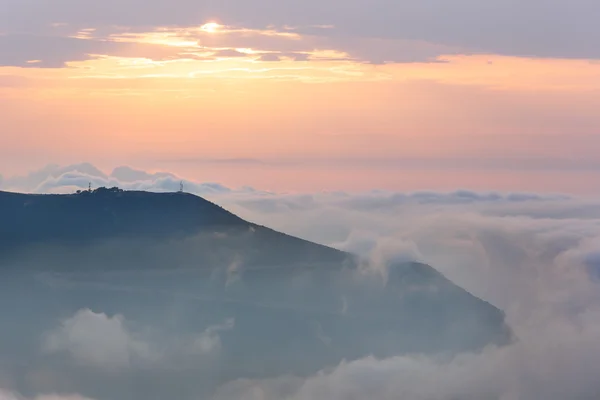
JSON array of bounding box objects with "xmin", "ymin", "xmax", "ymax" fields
[{"xmin": 200, "ymin": 22, "xmax": 222, "ymax": 33}]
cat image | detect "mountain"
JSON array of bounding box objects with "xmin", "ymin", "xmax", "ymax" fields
[{"xmin": 0, "ymin": 189, "xmax": 512, "ymax": 400}]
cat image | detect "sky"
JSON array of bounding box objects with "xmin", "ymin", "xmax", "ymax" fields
[{"xmin": 1, "ymin": 0, "xmax": 600, "ymax": 193}]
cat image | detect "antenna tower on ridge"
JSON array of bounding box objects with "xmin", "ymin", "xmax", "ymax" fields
[
  {"xmin": 88, "ymin": 182, "xmax": 92, "ymax": 192},
  {"xmin": 179, "ymin": 181, "xmax": 184, "ymax": 193}
]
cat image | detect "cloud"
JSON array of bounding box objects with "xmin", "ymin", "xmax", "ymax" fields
[
  {"xmin": 0, "ymin": 34, "xmax": 184, "ymax": 68},
  {"xmin": 109, "ymin": 165, "xmax": 175, "ymax": 182},
  {"xmin": 8, "ymin": 157, "xmax": 600, "ymax": 202},
  {"xmin": 212, "ymin": 49, "xmax": 250, "ymax": 58},
  {"xmin": 0, "ymin": 163, "xmax": 258, "ymax": 195},
  {"xmin": 224, "ymin": 190, "xmax": 600, "ymax": 312},
  {"xmin": 0, "ymin": 23, "xmax": 459, "ymax": 68},
  {"xmin": 41, "ymin": 308, "xmax": 235, "ymax": 370},
  {"xmin": 0, "ymin": 390, "xmax": 94, "ymax": 400},
  {"xmin": 212, "ymin": 307, "xmax": 600, "ymax": 400},
  {"xmin": 1, "ymin": 163, "xmax": 107, "ymax": 192},
  {"xmin": 42, "ymin": 309, "xmax": 155, "ymax": 369},
  {"xmin": 259, "ymin": 53, "xmax": 282, "ymax": 62},
  {"xmin": 1, "ymin": 0, "xmax": 599, "ymax": 59},
  {"xmin": 202, "ymin": 180, "xmax": 600, "ymax": 400},
  {"xmin": 158, "ymin": 154, "xmax": 600, "ymax": 174},
  {"xmin": 190, "ymin": 318, "xmax": 235, "ymax": 355}
]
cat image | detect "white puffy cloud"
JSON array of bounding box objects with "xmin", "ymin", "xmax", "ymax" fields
[
  {"xmin": 41, "ymin": 309, "xmax": 155, "ymax": 369},
  {"xmin": 41, "ymin": 307, "xmax": 234, "ymax": 370},
  {"xmin": 190, "ymin": 318, "xmax": 235, "ymax": 355}
]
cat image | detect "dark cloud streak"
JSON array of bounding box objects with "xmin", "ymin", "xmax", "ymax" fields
[{"xmin": 0, "ymin": 34, "xmax": 187, "ymax": 67}]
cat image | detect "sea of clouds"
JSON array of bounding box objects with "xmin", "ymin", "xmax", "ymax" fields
[{"xmin": 2, "ymin": 164, "xmax": 600, "ymax": 400}]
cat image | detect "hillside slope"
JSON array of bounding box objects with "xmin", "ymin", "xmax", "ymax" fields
[{"xmin": 0, "ymin": 189, "xmax": 512, "ymax": 400}]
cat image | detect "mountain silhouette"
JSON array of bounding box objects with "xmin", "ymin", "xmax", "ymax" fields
[{"xmin": 0, "ymin": 189, "xmax": 512, "ymax": 400}]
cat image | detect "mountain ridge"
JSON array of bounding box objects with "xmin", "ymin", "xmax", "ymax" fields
[
  {"xmin": 0, "ymin": 188, "xmax": 346, "ymax": 256},
  {"xmin": 0, "ymin": 187, "xmax": 507, "ymax": 322}
]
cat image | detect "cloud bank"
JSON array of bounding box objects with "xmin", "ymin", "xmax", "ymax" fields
[
  {"xmin": 209, "ymin": 171, "xmax": 600, "ymax": 400},
  {"xmin": 212, "ymin": 308, "xmax": 600, "ymax": 400}
]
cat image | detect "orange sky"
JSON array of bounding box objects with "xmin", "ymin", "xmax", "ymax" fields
[{"xmin": 1, "ymin": 20, "xmax": 600, "ymax": 193}]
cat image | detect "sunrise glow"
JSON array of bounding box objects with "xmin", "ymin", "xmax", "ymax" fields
[
  {"xmin": 200, "ymin": 22, "xmax": 222, "ymax": 33},
  {"xmin": 0, "ymin": 5, "xmax": 597, "ymax": 194}
]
